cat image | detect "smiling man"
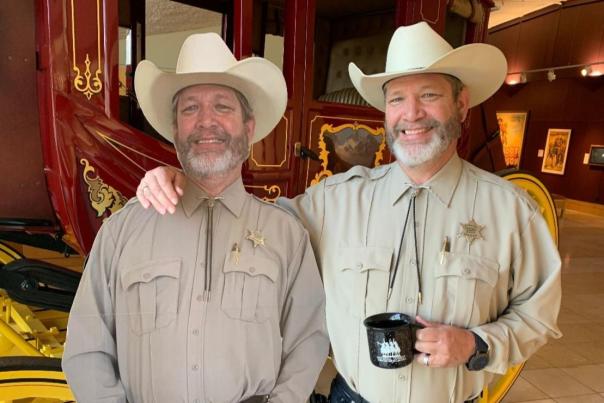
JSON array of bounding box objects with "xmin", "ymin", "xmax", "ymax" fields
[
  {"xmin": 62, "ymin": 33, "xmax": 328, "ymax": 403},
  {"xmin": 136, "ymin": 23, "xmax": 562, "ymax": 402}
]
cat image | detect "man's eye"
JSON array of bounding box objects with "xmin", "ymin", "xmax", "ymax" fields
[
  {"xmin": 181, "ymin": 104, "xmax": 198, "ymax": 113},
  {"xmin": 421, "ymin": 93, "xmax": 440, "ymax": 100},
  {"xmin": 216, "ymin": 104, "xmax": 234, "ymax": 112},
  {"xmin": 388, "ymin": 96, "xmax": 403, "ymax": 105}
]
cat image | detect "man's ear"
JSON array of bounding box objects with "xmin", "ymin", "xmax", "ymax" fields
[
  {"xmin": 245, "ymin": 118, "xmax": 256, "ymax": 143},
  {"xmin": 457, "ymin": 86, "xmax": 470, "ymax": 122}
]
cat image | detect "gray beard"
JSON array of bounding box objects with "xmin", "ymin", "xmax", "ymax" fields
[
  {"xmin": 386, "ymin": 116, "xmax": 461, "ymax": 167},
  {"xmin": 175, "ymin": 127, "xmax": 249, "ymax": 179}
]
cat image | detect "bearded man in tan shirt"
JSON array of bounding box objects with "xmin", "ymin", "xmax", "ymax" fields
[
  {"xmin": 62, "ymin": 33, "xmax": 329, "ymax": 403},
  {"xmin": 135, "ymin": 23, "xmax": 561, "ymax": 402}
]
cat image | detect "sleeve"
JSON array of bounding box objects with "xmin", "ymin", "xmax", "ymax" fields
[
  {"xmin": 62, "ymin": 222, "xmax": 128, "ymax": 403},
  {"xmin": 473, "ymin": 209, "xmax": 563, "ymax": 374},
  {"xmin": 276, "ymin": 181, "xmax": 326, "ymax": 254},
  {"xmin": 269, "ymin": 230, "xmax": 330, "ymax": 403}
]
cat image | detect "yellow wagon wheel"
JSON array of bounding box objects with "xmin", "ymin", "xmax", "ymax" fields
[
  {"xmin": 0, "ymin": 356, "xmax": 74, "ymax": 402},
  {"xmin": 0, "ymin": 243, "xmax": 76, "ymax": 402},
  {"xmin": 478, "ymin": 171, "xmax": 559, "ymax": 403}
]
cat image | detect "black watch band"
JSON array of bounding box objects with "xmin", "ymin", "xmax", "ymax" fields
[{"xmin": 466, "ymin": 332, "xmax": 489, "ymax": 371}]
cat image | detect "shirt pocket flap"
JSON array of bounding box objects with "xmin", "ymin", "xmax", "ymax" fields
[
  {"xmin": 337, "ymin": 247, "xmax": 392, "ymax": 273},
  {"xmin": 435, "ymin": 254, "xmax": 499, "ymax": 287},
  {"xmin": 121, "ymin": 258, "xmax": 181, "ymax": 290},
  {"xmin": 223, "ymin": 254, "xmax": 279, "ymax": 282}
]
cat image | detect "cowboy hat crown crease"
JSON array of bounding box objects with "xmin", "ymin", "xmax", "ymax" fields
[
  {"xmin": 385, "ymin": 22, "xmax": 453, "ymax": 72},
  {"xmin": 176, "ymin": 33, "xmax": 237, "ymax": 73}
]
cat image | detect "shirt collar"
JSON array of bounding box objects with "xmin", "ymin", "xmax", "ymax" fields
[
  {"xmin": 389, "ymin": 153, "xmax": 463, "ymax": 207},
  {"xmin": 181, "ymin": 176, "xmax": 247, "ymax": 218}
]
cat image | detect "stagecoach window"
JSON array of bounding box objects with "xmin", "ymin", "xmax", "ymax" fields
[
  {"xmin": 313, "ymin": 0, "xmax": 395, "ymax": 107},
  {"xmin": 118, "ymin": 0, "xmax": 230, "ymax": 141},
  {"xmin": 251, "ymin": 0, "xmax": 285, "ymax": 71}
]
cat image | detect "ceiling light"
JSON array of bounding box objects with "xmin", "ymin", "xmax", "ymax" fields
[
  {"xmin": 547, "ymin": 69, "xmax": 556, "ymax": 82},
  {"xmin": 581, "ymin": 66, "xmax": 592, "ymax": 77}
]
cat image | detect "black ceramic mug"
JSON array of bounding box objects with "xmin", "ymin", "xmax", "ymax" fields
[{"xmin": 363, "ymin": 312, "xmax": 423, "ymax": 369}]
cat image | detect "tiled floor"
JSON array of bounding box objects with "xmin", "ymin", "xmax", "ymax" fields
[{"xmin": 502, "ymin": 209, "xmax": 604, "ymax": 403}]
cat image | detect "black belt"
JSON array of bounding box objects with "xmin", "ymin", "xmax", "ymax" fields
[
  {"xmin": 241, "ymin": 395, "xmax": 269, "ymax": 403},
  {"xmin": 331, "ymin": 373, "xmax": 479, "ymax": 403}
]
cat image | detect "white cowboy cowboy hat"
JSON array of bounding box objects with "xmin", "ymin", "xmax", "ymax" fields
[
  {"xmin": 348, "ymin": 22, "xmax": 507, "ymax": 111},
  {"xmin": 134, "ymin": 33, "xmax": 287, "ymax": 143}
]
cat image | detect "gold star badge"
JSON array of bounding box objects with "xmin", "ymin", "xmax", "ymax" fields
[
  {"xmin": 246, "ymin": 230, "xmax": 265, "ymax": 248},
  {"xmin": 457, "ymin": 219, "xmax": 485, "ymax": 246}
]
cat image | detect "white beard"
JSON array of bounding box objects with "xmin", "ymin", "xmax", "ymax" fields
[{"xmin": 387, "ymin": 116, "xmax": 461, "ymax": 168}]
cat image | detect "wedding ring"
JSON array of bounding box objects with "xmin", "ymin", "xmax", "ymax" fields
[{"xmin": 423, "ymin": 354, "xmax": 430, "ymax": 366}]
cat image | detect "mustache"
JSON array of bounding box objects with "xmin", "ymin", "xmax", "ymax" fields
[
  {"xmin": 390, "ymin": 118, "xmax": 441, "ymax": 133},
  {"xmin": 186, "ymin": 128, "xmax": 230, "ymax": 144}
]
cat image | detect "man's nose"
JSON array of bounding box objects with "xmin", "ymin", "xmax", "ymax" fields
[
  {"xmin": 402, "ymin": 97, "xmax": 425, "ymax": 121},
  {"xmin": 195, "ymin": 106, "xmax": 217, "ymax": 128}
]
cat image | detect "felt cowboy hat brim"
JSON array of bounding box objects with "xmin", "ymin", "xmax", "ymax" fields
[
  {"xmin": 134, "ymin": 33, "xmax": 287, "ymax": 144},
  {"xmin": 348, "ymin": 22, "xmax": 508, "ymax": 111}
]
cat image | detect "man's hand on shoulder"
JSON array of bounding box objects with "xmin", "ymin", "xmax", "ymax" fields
[
  {"xmin": 136, "ymin": 166, "xmax": 185, "ymax": 214},
  {"xmin": 414, "ymin": 316, "xmax": 476, "ymax": 368}
]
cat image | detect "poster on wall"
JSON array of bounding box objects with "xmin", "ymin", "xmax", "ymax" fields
[
  {"xmin": 496, "ymin": 111, "xmax": 528, "ymax": 168},
  {"xmin": 541, "ymin": 129, "xmax": 572, "ymax": 175}
]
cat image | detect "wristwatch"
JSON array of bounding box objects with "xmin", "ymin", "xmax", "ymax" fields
[{"xmin": 466, "ymin": 332, "xmax": 489, "ymax": 371}]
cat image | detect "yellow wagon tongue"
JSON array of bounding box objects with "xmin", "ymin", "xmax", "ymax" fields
[{"xmin": 478, "ymin": 171, "xmax": 559, "ymax": 403}]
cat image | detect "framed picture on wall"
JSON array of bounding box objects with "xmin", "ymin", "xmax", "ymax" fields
[
  {"xmin": 496, "ymin": 111, "xmax": 528, "ymax": 169},
  {"xmin": 541, "ymin": 129, "xmax": 572, "ymax": 175},
  {"xmin": 588, "ymin": 145, "xmax": 604, "ymax": 166}
]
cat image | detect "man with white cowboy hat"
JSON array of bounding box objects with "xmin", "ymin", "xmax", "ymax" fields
[
  {"xmin": 136, "ymin": 22, "xmax": 561, "ymax": 402},
  {"xmin": 62, "ymin": 33, "xmax": 329, "ymax": 403}
]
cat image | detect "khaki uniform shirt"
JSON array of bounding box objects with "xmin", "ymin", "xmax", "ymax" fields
[
  {"xmin": 279, "ymin": 154, "xmax": 562, "ymax": 403},
  {"xmin": 63, "ymin": 178, "xmax": 329, "ymax": 403}
]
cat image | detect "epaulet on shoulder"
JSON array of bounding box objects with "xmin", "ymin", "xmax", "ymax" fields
[
  {"xmin": 465, "ymin": 164, "xmax": 540, "ymax": 211},
  {"xmin": 251, "ymin": 194, "xmax": 303, "ymax": 222},
  {"xmin": 107, "ymin": 197, "xmax": 141, "ymax": 220},
  {"xmin": 325, "ymin": 164, "xmax": 391, "ymax": 187}
]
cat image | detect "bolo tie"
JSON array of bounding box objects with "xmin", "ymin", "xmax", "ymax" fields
[
  {"xmin": 388, "ymin": 188, "xmax": 423, "ymax": 304},
  {"xmin": 201, "ymin": 196, "xmax": 222, "ymax": 301}
]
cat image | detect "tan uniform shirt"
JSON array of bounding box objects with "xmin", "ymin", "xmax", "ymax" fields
[
  {"xmin": 63, "ymin": 178, "xmax": 329, "ymax": 403},
  {"xmin": 279, "ymin": 154, "xmax": 562, "ymax": 403}
]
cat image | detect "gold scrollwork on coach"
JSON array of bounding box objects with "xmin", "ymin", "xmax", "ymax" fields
[
  {"xmin": 70, "ymin": 0, "xmax": 103, "ymax": 99},
  {"xmin": 80, "ymin": 159, "xmax": 127, "ymax": 217},
  {"xmin": 311, "ymin": 122, "xmax": 386, "ymax": 186},
  {"xmin": 246, "ymin": 185, "xmax": 282, "ymax": 203}
]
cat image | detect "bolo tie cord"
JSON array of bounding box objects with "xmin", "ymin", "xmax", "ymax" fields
[
  {"xmin": 203, "ymin": 198, "xmax": 216, "ymax": 301},
  {"xmin": 388, "ymin": 190, "xmax": 422, "ymax": 304}
]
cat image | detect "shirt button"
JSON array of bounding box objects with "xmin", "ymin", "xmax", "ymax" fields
[
  {"xmin": 463, "ymin": 268, "xmax": 471, "ymax": 275},
  {"xmin": 192, "ymin": 364, "xmax": 199, "ymax": 371},
  {"xmin": 355, "ymin": 263, "xmax": 363, "ymax": 270},
  {"xmin": 249, "ymin": 267, "xmax": 256, "ymax": 273},
  {"xmin": 192, "ymin": 329, "xmax": 199, "ymax": 335},
  {"xmin": 406, "ymin": 297, "xmax": 414, "ymax": 304},
  {"xmin": 143, "ymin": 273, "xmax": 150, "ymax": 280},
  {"xmin": 196, "ymin": 294, "xmax": 203, "ymax": 302},
  {"xmin": 410, "ymin": 259, "xmax": 417, "ymax": 266},
  {"xmin": 399, "ymin": 374, "xmax": 407, "ymax": 381}
]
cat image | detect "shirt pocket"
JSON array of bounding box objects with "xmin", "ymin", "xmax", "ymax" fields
[
  {"xmin": 120, "ymin": 258, "xmax": 181, "ymax": 335},
  {"xmin": 221, "ymin": 252, "xmax": 280, "ymax": 323},
  {"xmin": 433, "ymin": 253, "xmax": 499, "ymax": 327},
  {"xmin": 335, "ymin": 247, "xmax": 392, "ymax": 318}
]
